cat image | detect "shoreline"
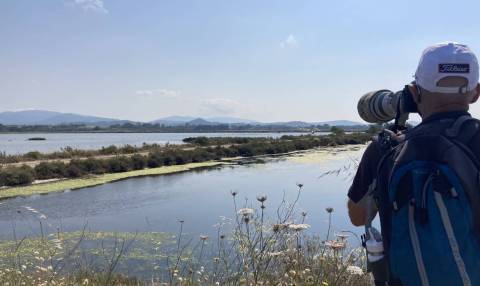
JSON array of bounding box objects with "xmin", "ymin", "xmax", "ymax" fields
[
  {"xmin": 0, "ymin": 161, "xmax": 226, "ymax": 200},
  {"xmin": 0, "ymin": 144, "xmax": 366, "ymax": 201}
]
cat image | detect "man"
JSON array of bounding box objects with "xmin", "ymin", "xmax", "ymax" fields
[{"xmin": 348, "ymin": 42, "xmax": 480, "ymax": 286}]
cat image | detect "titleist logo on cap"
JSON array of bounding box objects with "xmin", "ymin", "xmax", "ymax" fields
[{"xmin": 438, "ymin": 63, "xmax": 470, "ymax": 73}]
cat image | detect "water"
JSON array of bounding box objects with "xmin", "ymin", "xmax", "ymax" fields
[
  {"xmin": 0, "ymin": 132, "xmax": 318, "ymax": 155},
  {"xmin": 0, "ymin": 146, "xmax": 365, "ymax": 241}
]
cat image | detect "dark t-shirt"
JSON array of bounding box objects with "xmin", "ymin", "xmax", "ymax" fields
[{"xmin": 348, "ymin": 111, "xmax": 480, "ymax": 203}]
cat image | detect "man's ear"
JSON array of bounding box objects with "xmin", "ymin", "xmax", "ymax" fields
[
  {"xmin": 409, "ymin": 84, "xmax": 421, "ymax": 104},
  {"xmin": 471, "ymin": 83, "xmax": 480, "ymax": 104}
]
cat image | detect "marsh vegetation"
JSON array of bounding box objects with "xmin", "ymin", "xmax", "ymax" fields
[
  {"xmin": 0, "ymin": 186, "xmax": 369, "ymax": 285},
  {"xmin": 0, "ymin": 133, "xmax": 370, "ymax": 188}
]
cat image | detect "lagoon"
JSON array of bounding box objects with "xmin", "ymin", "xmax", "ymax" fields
[
  {"xmin": 0, "ymin": 146, "xmax": 365, "ymax": 241},
  {"xmin": 0, "ymin": 132, "xmax": 317, "ymax": 155}
]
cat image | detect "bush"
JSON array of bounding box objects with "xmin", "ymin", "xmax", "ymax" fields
[
  {"xmin": 130, "ymin": 154, "xmax": 147, "ymax": 170},
  {"xmin": 330, "ymin": 126, "xmax": 345, "ymax": 136},
  {"xmin": 66, "ymin": 164, "xmax": 84, "ymax": 178},
  {"xmin": 106, "ymin": 157, "xmax": 131, "ymax": 173},
  {"xmin": 34, "ymin": 161, "xmax": 67, "ymax": 180},
  {"xmin": 24, "ymin": 151, "xmax": 42, "ymax": 160},
  {"xmin": 0, "ymin": 165, "xmax": 35, "ymax": 186},
  {"xmin": 147, "ymin": 152, "xmax": 164, "ymax": 168},
  {"xmin": 79, "ymin": 158, "xmax": 107, "ymax": 174},
  {"xmin": 100, "ymin": 145, "xmax": 118, "ymax": 155},
  {"xmin": 119, "ymin": 145, "xmax": 136, "ymax": 154}
]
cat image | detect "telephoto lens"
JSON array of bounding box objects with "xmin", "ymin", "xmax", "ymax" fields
[{"xmin": 357, "ymin": 90, "xmax": 401, "ymax": 123}]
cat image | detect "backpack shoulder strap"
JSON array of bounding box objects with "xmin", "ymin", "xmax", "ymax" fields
[
  {"xmin": 445, "ymin": 114, "xmax": 480, "ymax": 141},
  {"xmin": 444, "ymin": 115, "xmax": 480, "ymax": 169}
]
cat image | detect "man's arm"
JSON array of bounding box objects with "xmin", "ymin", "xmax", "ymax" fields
[
  {"xmin": 347, "ymin": 141, "xmax": 382, "ymax": 226},
  {"xmin": 348, "ymin": 199, "xmax": 367, "ymax": 226}
]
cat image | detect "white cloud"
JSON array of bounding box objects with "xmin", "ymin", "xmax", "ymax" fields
[
  {"xmin": 136, "ymin": 89, "xmax": 180, "ymax": 98},
  {"xmin": 280, "ymin": 34, "xmax": 297, "ymax": 48},
  {"xmin": 201, "ymin": 98, "xmax": 241, "ymax": 115},
  {"xmin": 70, "ymin": 0, "xmax": 108, "ymax": 14}
]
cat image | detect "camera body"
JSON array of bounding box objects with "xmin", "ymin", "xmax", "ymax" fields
[{"xmin": 357, "ymin": 85, "xmax": 418, "ymax": 126}]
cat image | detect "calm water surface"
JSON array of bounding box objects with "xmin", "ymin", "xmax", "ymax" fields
[
  {"xmin": 0, "ymin": 132, "xmax": 317, "ymax": 155},
  {"xmin": 0, "ymin": 147, "xmax": 365, "ymax": 241}
]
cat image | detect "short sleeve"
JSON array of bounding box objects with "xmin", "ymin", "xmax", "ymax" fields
[{"xmin": 348, "ymin": 141, "xmax": 382, "ymax": 203}]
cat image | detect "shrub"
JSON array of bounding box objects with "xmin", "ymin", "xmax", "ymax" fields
[
  {"xmin": 80, "ymin": 158, "xmax": 107, "ymax": 174},
  {"xmin": 330, "ymin": 126, "xmax": 345, "ymax": 136},
  {"xmin": 24, "ymin": 151, "xmax": 42, "ymax": 160},
  {"xmin": 147, "ymin": 152, "xmax": 164, "ymax": 168},
  {"xmin": 66, "ymin": 164, "xmax": 84, "ymax": 178},
  {"xmin": 106, "ymin": 157, "xmax": 131, "ymax": 173},
  {"xmin": 100, "ymin": 145, "xmax": 118, "ymax": 155},
  {"xmin": 130, "ymin": 154, "xmax": 147, "ymax": 170},
  {"xmin": 34, "ymin": 161, "xmax": 67, "ymax": 180},
  {"xmin": 0, "ymin": 165, "xmax": 35, "ymax": 186},
  {"xmin": 119, "ymin": 145, "xmax": 136, "ymax": 154}
]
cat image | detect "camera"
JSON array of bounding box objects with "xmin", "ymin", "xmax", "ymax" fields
[{"xmin": 357, "ymin": 85, "xmax": 418, "ymax": 126}]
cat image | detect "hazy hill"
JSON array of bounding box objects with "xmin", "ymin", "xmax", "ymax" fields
[
  {"xmin": 0, "ymin": 110, "xmax": 365, "ymax": 127},
  {"xmin": 0, "ymin": 110, "xmax": 121, "ymax": 126},
  {"xmin": 151, "ymin": 116, "xmax": 259, "ymax": 126}
]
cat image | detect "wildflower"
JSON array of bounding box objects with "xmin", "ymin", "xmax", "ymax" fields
[
  {"xmin": 288, "ymin": 223, "xmax": 311, "ymax": 231},
  {"xmin": 220, "ymin": 234, "xmax": 226, "ymax": 239},
  {"xmin": 272, "ymin": 223, "xmax": 289, "ymax": 232},
  {"xmin": 296, "ymin": 183, "xmax": 304, "ymax": 188},
  {"xmin": 256, "ymin": 195, "xmax": 267, "ymax": 203},
  {"xmin": 326, "ymin": 207, "xmax": 334, "ymax": 213},
  {"xmin": 301, "ymin": 211, "xmax": 307, "ymax": 217},
  {"xmin": 346, "ymin": 265, "xmax": 364, "ymax": 275},
  {"xmin": 324, "ymin": 240, "xmax": 346, "ymax": 251},
  {"xmin": 230, "ymin": 190, "xmax": 238, "ymax": 197},
  {"xmin": 237, "ymin": 208, "xmax": 254, "ymax": 216},
  {"xmin": 178, "ymin": 219, "xmax": 185, "ymax": 223},
  {"xmin": 199, "ymin": 235, "xmax": 209, "ymax": 241},
  {"xmin": 322, "ymin": 282, "xmax": 329, "ymax": 286}
]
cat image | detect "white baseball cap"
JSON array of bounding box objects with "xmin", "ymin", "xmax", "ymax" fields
[{"xmin": 414, "ymin": 42, "xmax": 479, "ymax": 94}]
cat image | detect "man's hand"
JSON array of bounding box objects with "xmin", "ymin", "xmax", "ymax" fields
[{"xmin": 347, "ymin": 199, "xmax": 367, "ymax": 226}]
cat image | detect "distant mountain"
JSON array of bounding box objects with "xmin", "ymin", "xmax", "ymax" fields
[
  {"xmin": 151, "ymin": 116, "xmax": 259, "ymax": 126},
  {"xmin": 0, "ymin": 110, "xmax": 365, "ymax": 128},
  {"xmin": 155, "ymin": 116, "xmax": 197, "ymax": 123},
  {"xmin": 269, "ymin": 121, "xmax": 313, "ymax": 128},
  {"xmin": 317, "ymin": 120, "xmax": 364, "ymax": 126},
  {"xmin": 0, "ymin": 110, "xmax": 122, "ymax": 126},
  {"xmin": 266, "ymin": 120, "xmax": 363, "ymax": 127},
  {"xmin": 186, "ymin": 118, "xmax": 217, "ymax": 126},
  {"xmin": 207, "ymin": 117, "xmax": 259, "ymax": 124}
]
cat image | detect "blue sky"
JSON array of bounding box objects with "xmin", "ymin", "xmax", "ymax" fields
[{"xmin": 1, "ymin": 0, "xmax": 480, "ymax": 122}]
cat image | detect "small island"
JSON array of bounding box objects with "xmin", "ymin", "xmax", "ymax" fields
[{"xmin": 27, "ymin": 137, "xmax": 47, "ymax": 141}]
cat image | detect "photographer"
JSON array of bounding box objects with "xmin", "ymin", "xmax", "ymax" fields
[{"xmin": 348, "ymin": 42, "xmax": 480, "ymax": 286}]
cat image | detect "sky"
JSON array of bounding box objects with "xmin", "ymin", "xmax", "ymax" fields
[{"xmin": 2, "ymin": 0, "xmax": 480, "ymax": 123}]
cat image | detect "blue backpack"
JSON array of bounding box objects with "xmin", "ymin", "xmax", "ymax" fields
[{"xmin": 375, "ymin": 115, "xmax": 480, "ymax": 286}]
